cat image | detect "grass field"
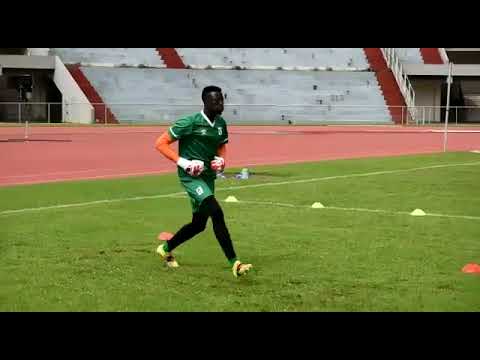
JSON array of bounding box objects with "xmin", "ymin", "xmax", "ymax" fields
[{"xmin": 1, "ymin": 152, "xmax": 480, "ymax": 311}]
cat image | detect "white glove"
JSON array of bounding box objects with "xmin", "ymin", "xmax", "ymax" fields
[
  {"xmin": 210, "ymin": 156, "xmax": 225, "ymax": 173},
  {"xmin": 177, "ymin": 157, "xmax": 204, "ymax": 177}
]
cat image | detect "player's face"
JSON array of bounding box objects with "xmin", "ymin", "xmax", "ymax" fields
[{"xmin": 205, "ymin": 92, "xmax": 224, "ymax": 115}]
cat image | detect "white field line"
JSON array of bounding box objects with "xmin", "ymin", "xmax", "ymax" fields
[
  {"xmin": 1, "ymin": 160, "xmax": 479, "ymax": 217},
  {"xmin": 0, "ymin": 191, "xmax": 185, "ymax": 216},
  {"xmin": 224, "ymin": 199, "xmax": 480, "ymax": 221}
]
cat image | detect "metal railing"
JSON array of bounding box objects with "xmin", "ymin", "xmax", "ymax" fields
[
  {"xmin": 381, "ymin": 48, "xmax": 417, "ymax": 122},
  {"xmin": 84, "ymin": 102, "xmax": 402, "ymax": 125},
  {"xmin": 406, "ymin": 105, "xmax": 480, "ymax": 126},
  {"xmin": 438, "ymin": 48, "xmax": 449, "ymax": 64},
  {"xmin": 0, "ymin": 102, "xmax": 63, "ymax": 123},
  {"xmin": 2, "ymin": 102, "xmax": 480, "ymax": 125}
]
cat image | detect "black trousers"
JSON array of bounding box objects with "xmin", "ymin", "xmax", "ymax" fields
[{"xmin": 166, "ymin": 195, "xmax": 237, "ymax": 261}]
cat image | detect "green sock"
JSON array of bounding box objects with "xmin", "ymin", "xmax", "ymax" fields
[
  {"xmin": 163, "ymin": 243, "xmax": 170, "ymax": 252},
  {"xmin": 228, "ymin": 257, "xmax": 237, "ymax": 266}
]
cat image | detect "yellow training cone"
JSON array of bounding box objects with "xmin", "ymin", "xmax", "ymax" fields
[
  {"xmin": 410, "ymin": 209, "xmax": 426, "ymax": 216},
  {"xmin": 225, "ymin": 196, "xmax": 239, "ymax": 203},
  {"xmin": 311, "ymin": 202, "xmax": 325, "ymax": 209}
]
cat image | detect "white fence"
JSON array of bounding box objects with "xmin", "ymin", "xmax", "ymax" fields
[
  {"xmin": 0, "ymin": 102, "xmax": 63, "ymax": 123},
  {"xmin": 381, "ymin": 48, "xmax": 417, "ymax": 122},
  {"xmin": 2, "ymin": 102, "xmax": 480, "ymax": 125}
]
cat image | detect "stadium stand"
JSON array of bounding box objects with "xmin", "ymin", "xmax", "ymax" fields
[
  {"xmin": 51, "ymin": 48, "xmax": 165, "ymax": 67},
  {"xmin": 50, "ymin": 48, "xmax": 395, "ymax": 124},
  {"xmin": 80, "ymin": 67, "xmax": 391, "ymax": 124},
  {"xmin": 395, "ymin": 48, "xmax": 424, "ymax": 64},
  {"xmin": 175, "ymin": 48, "xmax": 369, "ymax": 70}
]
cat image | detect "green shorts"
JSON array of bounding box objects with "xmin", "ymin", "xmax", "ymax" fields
[{"xmin": 180, "ymin": 177, "xmax": 215, "ymax": 213}]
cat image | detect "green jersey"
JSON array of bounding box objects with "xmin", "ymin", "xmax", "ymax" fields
[{"xmin": 168, "ymin": 110, "xmax": 229, "ymax": 181}]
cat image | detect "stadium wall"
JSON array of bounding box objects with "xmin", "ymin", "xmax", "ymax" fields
[
  {"xmin": 53, "ymin": 57, "xmax": 94, "ymax": 124},
  {"xmin": 409, "ymin": 78, "xmax": 442, "ymax": 122}
]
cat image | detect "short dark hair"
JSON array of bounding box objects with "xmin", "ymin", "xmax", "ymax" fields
[{"xmin": 202, "ymin": 85, "xmax": 222, "ymax": 102}]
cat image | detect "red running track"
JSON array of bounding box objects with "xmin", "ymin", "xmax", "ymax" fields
[{"xmin": 0, "ymin": 125, "xmax": 479, "ymax": 187}]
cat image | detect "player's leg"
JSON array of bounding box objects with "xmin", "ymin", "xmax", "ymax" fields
[
  {"xmin": 157, "ymin": 211, "xmax": 208, "ymax": 267},
  {"xmin": 165, "ymin": 211, "xmax": 208, "ymax": 252},
  {"xmin": 199, "ymin": 195, "xmax": 235, "ymax": 260},
  {"xmin": 168, "ymin": 177, "xmax": 213, "ymax": 252},
  {"xmin": 200, "ymin": 195, "xmax": 252, "ymax": 277},
  {"xmin": 157, "ymin": 178, "xmax": 210, "ymax": 267}
]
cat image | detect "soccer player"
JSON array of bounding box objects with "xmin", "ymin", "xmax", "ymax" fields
[{"xmin": 155, "ymin": 85, "xmax": 252, "ymax": 278}]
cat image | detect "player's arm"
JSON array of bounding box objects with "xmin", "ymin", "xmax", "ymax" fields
[
  {"xmin": 155, "ymin": 131, "xmax": 179, "ymax": 163},
  {"xmin": 155, "ymin": 131, "xmax": 204, "ymax": 176},
  {"xmin": 217, "ymin": 143, "xmax": 227, "ymax": 159}
]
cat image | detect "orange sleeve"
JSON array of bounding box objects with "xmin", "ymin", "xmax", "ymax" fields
[
  {"xmin": 217, "ymin": 143, "xmax": 227, "ymax": 159},
  {"xmin": 155, "ymin": 131, "xmax": 179, "ymax": 163}
]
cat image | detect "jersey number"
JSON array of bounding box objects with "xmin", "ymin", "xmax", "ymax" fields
[
  {"xmin": 196, "ymin": 186, "xmax": 204, "ymax": 195},
  {"xmin": 218, "ymin": 127, "xmax": 223, "ymax": 135}
]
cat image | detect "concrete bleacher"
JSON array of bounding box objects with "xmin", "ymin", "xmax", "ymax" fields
[
  {"xmin": 49, "ymin": 48, "xmax": 394, "ymax": 125},
  {"xmin": 50, "ymin": 48, "xmax": 165, "ymax": 67},
  {"xmin": 395, "ymin": 48, "xmax": 424, "ymax": 64},
  {"xmin": 176, "ymin": 48, "xmax": 370, "ymax": 70},
  {"xmin": 79, "ymin": 67, "xmax": 391, "ymax": 124}
]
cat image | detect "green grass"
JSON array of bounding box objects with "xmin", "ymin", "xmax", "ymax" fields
[{"xmin": 1, "ymin": 152, "xmax": 480, "ymax": 311}]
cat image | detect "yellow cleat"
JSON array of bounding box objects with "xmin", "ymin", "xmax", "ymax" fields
[
  {"xmin": 232, "ymin": 260, "xmax": 252, "ymax": 277},
  {"xmin": 156, "ymin": 244, "xmax": 179, "ymax": 268}
]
